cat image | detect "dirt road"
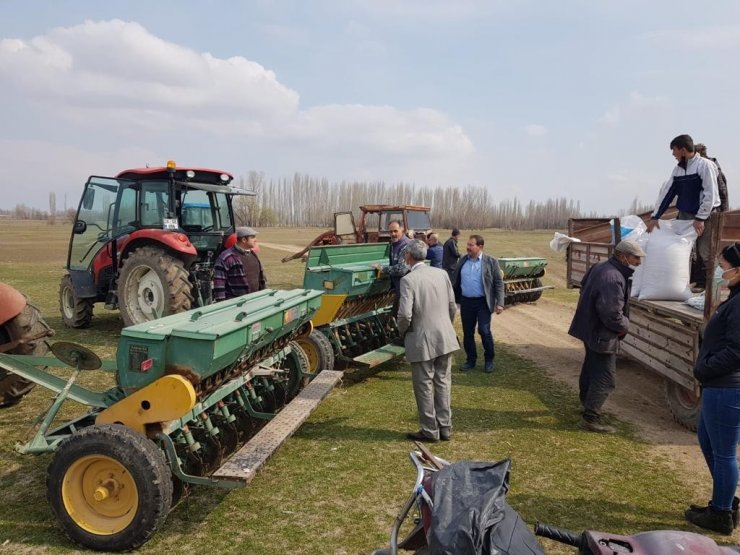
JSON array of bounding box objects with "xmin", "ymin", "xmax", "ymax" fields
[{"xmin": 497, "ymin": 298, "xmax": 707, "ymax": 490}]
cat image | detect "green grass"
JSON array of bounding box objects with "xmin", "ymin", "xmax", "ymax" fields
[{"xmin": 0, "ymin": 222, "xmax": 705, "ymax": 554}]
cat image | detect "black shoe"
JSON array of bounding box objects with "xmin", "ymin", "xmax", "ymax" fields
[
  {"xmin": 685, "ymin": 506, "xmax": 734, "ymax": 535},
  {"xmin": 484, "ymin": 360, "xmax": 495, "ymax": 373},
  {"xmin": 577, "ymin": 417, "xmax": 616, "ymax": 434},
  {"xmin": 459, "ymin": 361, "xmax": 476, "ymax": 372},
  {"xmin": 440, "ymin": 430, "xmax": 451, "ymax": 441},
  {"xmin": 689, "ymin": 497, "xmax": 740, "ymax": 528},
  {"xmin": 406, "ymin": 430, "xmax": 439, "ymax": 443}
]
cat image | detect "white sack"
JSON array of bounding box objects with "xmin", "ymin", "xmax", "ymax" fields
[
  {"xmin": 638, "ymin": 220, "xmax": 697, "ymax": 301},
  {"xmin": 550, "ymin": 232, "xmax": 580, "ymax": 253},
  {"xmin": 629, "ymin": 232, "xmax": 650, "ymax": 298}
]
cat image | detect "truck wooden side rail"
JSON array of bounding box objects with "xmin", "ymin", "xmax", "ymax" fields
[{"xmin": 566, "ymin": 208, "xmax": 740, "ymax": 430}]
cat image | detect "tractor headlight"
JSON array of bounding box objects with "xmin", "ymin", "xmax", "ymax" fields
[
  {"xmin": 220, "ymin": 174, "xmax": 229, "ymax": 183},
  {"xmin": 186, "ymin": 170, "xmax": 195, "ymax": 179}
]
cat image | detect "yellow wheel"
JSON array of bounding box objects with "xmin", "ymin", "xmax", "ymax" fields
[
  {"xmin": 62, "ymin": 454, "xmax": 139, "ymax": 535},
  {"xmin": 295, "ymin": 329, "xmax": 335, "ymax": 374},
  {"xmin": 47, "ymin": 424, "xmax": 172, "ymax": 551}
]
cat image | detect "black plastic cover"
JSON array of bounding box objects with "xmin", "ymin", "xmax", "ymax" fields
[{"xmin": 427, "ymin": 459, "xmax": 545, "ymax": 555}]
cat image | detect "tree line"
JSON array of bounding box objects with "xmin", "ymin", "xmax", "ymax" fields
[{"xmin": 2, "ymin": 173, "xmax": 656, "ymax": 230}]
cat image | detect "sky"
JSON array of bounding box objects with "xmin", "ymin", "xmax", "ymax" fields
[{"xmin": 0, "ymin": 0, "xmax": 738, "ymax": 214}]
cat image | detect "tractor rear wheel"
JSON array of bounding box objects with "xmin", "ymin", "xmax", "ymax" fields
[
  {"xmin": 59, "ymin": 274, "xmax": 94, "ymax": 328},
  {"xmin": 295, "ymin": 329, "xmax": 335, "ymax": 374},
  {"xmin": 47, "ymin": 424, "xmax": 172, "ymax": 552},
  {"xmin": 118, "ymin": 246, "xmax": 193, "ymax": 327},
  {"xmin": 0, "ymin": 301, "xmax": 52, "ymax": 407}
]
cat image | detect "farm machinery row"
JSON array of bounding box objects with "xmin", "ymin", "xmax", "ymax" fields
[{"xmin": 1, "ymin": 283, "xmax": 343, "ymax": 551}]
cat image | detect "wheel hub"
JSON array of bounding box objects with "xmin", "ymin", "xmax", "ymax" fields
[{"xmin": 62, "ymin": 454, "xmax": 138, "ymax": 535}]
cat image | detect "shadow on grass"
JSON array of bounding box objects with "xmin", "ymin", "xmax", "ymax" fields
[{"xmin": 509, "ymin": 492, "xmax": 697, "ymax": 540}]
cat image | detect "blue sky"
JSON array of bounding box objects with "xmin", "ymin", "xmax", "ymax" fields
[{"xmin": 1, "ymin": 0, "xmax": 737, "ymax": 213}]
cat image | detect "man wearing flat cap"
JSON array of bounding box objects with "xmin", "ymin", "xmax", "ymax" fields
[
  {"xmin": 568, "ymin": 239, "xmax": 646, "ymax": 433},
  {"xmin": 213, "ymin": 226, "xmax": 266, "ymax": 302}
]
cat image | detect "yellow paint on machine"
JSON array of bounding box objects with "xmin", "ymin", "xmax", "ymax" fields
[
  {"xmin": 96, "ymin": 375, "xmax": 196, "ymax": 434},
  {"xmin": 311, "ymin": 294, "xmax": 348, "ymax": 327}
]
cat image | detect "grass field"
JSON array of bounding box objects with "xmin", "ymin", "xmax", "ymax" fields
[{"xmin": 0, "ymin": 222, "xmax": 708, "ymax": 554}]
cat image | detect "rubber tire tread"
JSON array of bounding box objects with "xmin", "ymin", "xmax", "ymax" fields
[
  {"xmin": 46, "ymin": 424, "xmax": 173, "ymax": 552},
  {"xmin": 118, "ymin": 246, "xmax": 193, "ymax": 327},
  {"xmin": 0, "ymin": 301, "xmax": 51, "ymax": 407},
  {"xmin": 286, "ymin": 341, "xmax": 311, "ymax": 400},
  {"xmin": 58, "ymin": 274, "xmax": 94, "ymax": 329},
  {"xmin": 664, "ymin": 379, "xmax": 699, "ymax": 432},
  {"xmin": 296, "ymin": 329, "xmax": 335, "ymax": 373}
]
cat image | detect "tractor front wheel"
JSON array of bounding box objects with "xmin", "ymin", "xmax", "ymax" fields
[
  {"xmin": 118, "ymin": 246, "xmax": 193, "ymax": 327},
  {"xmin": 0, "ymin": 300, "xmax": 52, "ymax": 407},
  {"xmin": 47, "ymin": 424, "xmax": 172, "ymax": 552},
  {"xmin": 59, "ymin": 274, "xmax": 94, "ymax": 328}
]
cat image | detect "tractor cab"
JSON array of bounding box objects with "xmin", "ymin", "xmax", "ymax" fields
[
  {"xmin": 356, "ymin": 205, "xmax": 432, "ymax": 242},
  {"xmin": 61, "ymin": 161, "xmax": 255, "ymax": 328}
]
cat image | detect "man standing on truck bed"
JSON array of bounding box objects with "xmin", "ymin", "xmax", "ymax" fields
[
  {"xmin": 568, "ymin": 239, "xmax": 646, "ymax": 433},
  {"xmin": 213, "ymin": 226, "xmax": 266, "ymax": 302},
  {"xmin": 647, "ymin": 134, "xmax": 719, "ymax": 289}
]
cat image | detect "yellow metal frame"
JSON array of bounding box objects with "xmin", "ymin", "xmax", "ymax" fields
[
  {"xmin": 96, "ymin": 375, "xmax": 196, "ymax": 435},
  {"xmin": 311, "ymin": 294, "xmax": 348, "ymax": 327}
]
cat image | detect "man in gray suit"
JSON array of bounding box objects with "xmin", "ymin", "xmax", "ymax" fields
[{"xmin": 397, "ymin": 240, "xmax": 459, "ymax": 442}]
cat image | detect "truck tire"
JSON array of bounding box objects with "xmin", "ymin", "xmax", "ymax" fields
[
  {"xmin": 47, "ymin": 424, "xmax": 172, "ymax": 552},
  {"xmin": 118, "ymin": 246, "xmax": 193, "ymax": 327},
  {"xmin": 0, "ymin": 301, "xmax": 52, "ymax": 407},
  {"xmin": 59, "ymin": 274, "xmax": 94, "ymax": 328},
  {"xmin": 295, "ymin": 329, "xmax": 335, "ymax": 374},
  {"xmin": 664, "ymin": 379, "xmax": 699, "ymax": 431}
]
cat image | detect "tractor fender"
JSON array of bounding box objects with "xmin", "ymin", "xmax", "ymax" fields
[
  {"xmin": 0, "ymin": 283, "xmax": 26, "ymax": 326},
  {"xmin": 119, "ymin": 230, "xmax": 198, "ymax": 265},
  {"xmin": 66, "ymin": 270, "xmax": 98, "ymax": 299}
]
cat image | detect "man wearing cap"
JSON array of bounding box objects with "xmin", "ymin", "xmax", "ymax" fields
[
  {"xmin": 568, "ymin": 239, "xmax": 646, "ymax": 433},
  {"xmin": 442, "ymin": 228, "xmax": 461, "ymax": 281},
  {"xmin": 213, "ymin": 226, "xmax": 266, "ymax": 302}
]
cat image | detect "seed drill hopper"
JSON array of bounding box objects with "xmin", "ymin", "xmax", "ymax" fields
[
  {"xmin": 0, "ymin": 288, "xmax": 342, "ymax": 552},
  {"xmin": 295, "ymin": 243, "xmax": 405, "ymax": 373}
]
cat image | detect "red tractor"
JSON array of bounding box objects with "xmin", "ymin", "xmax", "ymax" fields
[
  {"xmin": 281, "ymin": 204, "xmax": 433, "ymax": 262},
  {"xmin": 59, "ymin": 161, "xmax": 254, "ymax": 328},
  {"xmin": 0, "ymin": 282, "xmax": 54, "ymax": 406}
]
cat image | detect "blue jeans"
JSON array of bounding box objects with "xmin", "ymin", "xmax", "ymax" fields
[
  {"xmin": 460, "ymin": 296, "xmax": 494, "ymax": 364},
  {"xmin": 697, "ymin": 387, "xmax": 740, "ymax": 511}
]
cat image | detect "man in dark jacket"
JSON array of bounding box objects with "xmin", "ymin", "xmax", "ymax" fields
[
  {"xmin": 373, "ymin": 220, "xmax": 410, "ymax": 315},
  {"xmin": 568, "ymin": 239, "xmax": 646, "ymax": 433},
  {"xmin": 425, "ymin": 232, "xmax": 444, "ymax": 268},
  {"xmin": 213, "ymin": 226, "xmax": 266, "ymax": 302},
  {"xmin": 452, "ymin": 235, "xmax": 505, "ymax": 373},
  {"xmin": 442, "ymin": 228, "xmax": 461, "ymax": 281}
]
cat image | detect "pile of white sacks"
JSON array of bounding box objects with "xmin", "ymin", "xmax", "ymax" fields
[{"xmin": 623, "ymin": 215, "xmax": 697, "ymax": 302}]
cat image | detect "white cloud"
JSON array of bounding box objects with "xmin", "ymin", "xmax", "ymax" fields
[
  {"xmin": 598, "ymin": 92, "xmax": 670, "ymax": 127},
  {"xmin": 647, "ymin": 25, "xmax": 740, "ymax": 50},
  {"xmin": 0, "ymin": 19, "xmax": 475, "ymax": 208},
  {"xmin": 524, "ymin": 124, "xmax": 547, "ymax": 137}
]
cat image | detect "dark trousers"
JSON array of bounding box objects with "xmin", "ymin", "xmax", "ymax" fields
[
  {"xmin": 697, "ymin": 387, "xmax": 740, "ymax": 511},
  {"xmin": 578, "ymin": 344, "xmax": 616, "ymax": 421},
  {"xmin": 460, "ymin": 296, "xmax": 494, "ymax": 364}
]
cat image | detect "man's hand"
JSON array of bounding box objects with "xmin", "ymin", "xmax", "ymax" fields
[
  {"xmin": 693, "ymin": 219, "xmax": 705, "ymax": 237},
  {"xmin": 494, "ymin": 305, "xmax": 504, "ymax": 315},
  {"xmin": 646, "ymin": 219, "xmax": 660, "ymax": 233}
]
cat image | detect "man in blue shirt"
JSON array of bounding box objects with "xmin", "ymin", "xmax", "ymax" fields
[
  {"xmin": 425, "ymin": 232, "xmax": 443, "ymax": 268},
  {"xmin": 451, "ymin": 235, "xmax": 505, "ymax": 373}
]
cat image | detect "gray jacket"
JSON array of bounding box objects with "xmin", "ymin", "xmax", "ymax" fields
[
  {"xmin": 452, "ymin": 253, "xmax": 505, "ymax": 313},
  {"xmin": 397, "ymin": 264, "xmax": 459, "ymax": 363},
  {"xmin": 568, "ymin": 257, "xmax": 632, "ymax": 354}
]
